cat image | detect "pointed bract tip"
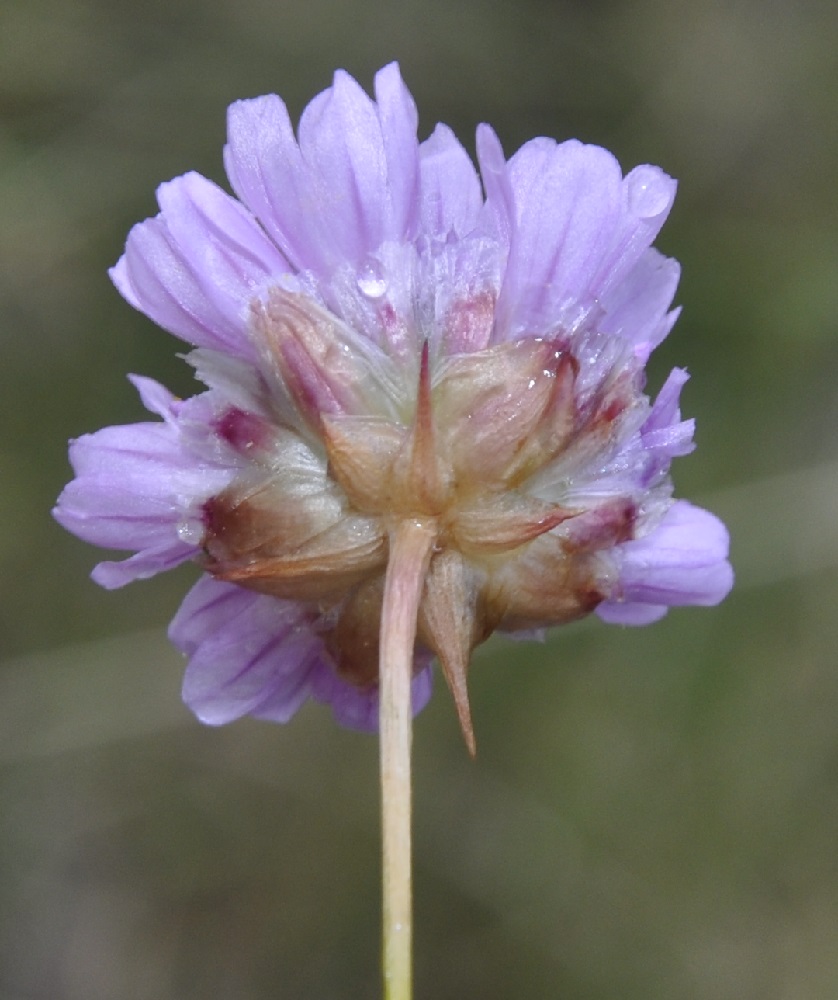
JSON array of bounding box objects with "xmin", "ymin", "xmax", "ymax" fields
[{"xmin": 439, "ymin": 651, "xmax": 477, "ymax": 757}]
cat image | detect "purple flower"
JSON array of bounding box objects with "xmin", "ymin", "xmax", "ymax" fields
[{"xmin": 54, "ymin": 63, "xmax": 732, "ymax": 742}]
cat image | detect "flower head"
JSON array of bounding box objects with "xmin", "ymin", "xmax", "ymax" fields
[{"xmin": 54, "ymin": 63, "xmax": 732, "ymax": 746}]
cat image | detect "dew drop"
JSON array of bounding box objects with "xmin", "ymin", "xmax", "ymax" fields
[
  {"xmin": 626, "ymin": 165, "xmax": 673, "ymax": 219},
  {"xmin": 357, "ymin": 266, "xmax": 387, "ymax": 299},
  {"xmin": 177, "ymin": 519, "xmax": 203, "ymax": 545}
]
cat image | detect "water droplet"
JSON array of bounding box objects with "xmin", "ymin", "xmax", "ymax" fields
[
  {"xmin": 177, "ymin": 519, "xmax": 203, "ymax": 545},
  {"xmin": 626, "ymin": 165, "xmax": 673, "ymax": 219},
  {"xmin": 357, "ymin": 266, "xmax": 387, "ymax": 299}
]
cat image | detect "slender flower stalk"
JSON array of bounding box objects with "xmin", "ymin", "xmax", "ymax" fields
[
  {"xmin": 53, "ymin": 63, "xmax": 733, "ymax": 999},
  {"xmin": 379, "ymin": 518, "xmax": 435, "ymax": 1000}
]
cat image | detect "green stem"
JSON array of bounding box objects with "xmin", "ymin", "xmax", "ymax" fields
[{"xmin": 379, "ymin": 518, "xmax": 436, "ymax": 1000}]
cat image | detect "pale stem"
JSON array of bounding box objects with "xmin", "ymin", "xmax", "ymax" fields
[{"xmin": 379, "ymin": 517, "xmax": 437, "ymax": 1000}]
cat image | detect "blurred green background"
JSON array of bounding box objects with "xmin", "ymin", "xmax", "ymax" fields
[{"xmin": 2, "ymin": 0, "xmax": 838, "ymax": 997}]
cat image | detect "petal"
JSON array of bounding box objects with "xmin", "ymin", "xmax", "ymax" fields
[
  {"xmin": 224, "ymin": 93, "xmax": 315, "ymax": 270},
  {"xmin": 129, "ymin": 374, "xmax": 179, "ymax": 421},
  {"xmin": 643, "ymin": 366, "xmax": 689, "ymax": 435},
  {"xmin": 53, "ymin": 376, "xmax": 238, "ymax": 587},
  {"xmin": 640, "ymin": 367, "xmax": 695, "ymax": 476},
  {"xmin": 173, "ymin": 577, "xmax": 323, "ymax": 725},
  {"xmin": 373, "ymin": 62, "xmax": 421, "ymax": 242},
  {"xmin": 496, "ymin": 138, "xmax": 625, "ymax": 336},
  {"xmin": 156, "ymin": 173, "xmax": 288, "ymax": 324},
  {"xmin": 480, "ymin": 135, "xmax": 678, "ymax": 345},
  {"xmin": 475, "ymin": 124, "xmax": 516, "ymax": 250},
  {"xmin": 55, "ymin": 473, "xmax": 182, "ymax": 551},
  {"xmin": 419, "ymin": 123, "xmax": 483, "ymax": 238},
  {"xmin": 595, "ymin": 601, "xmax": 669, "ymax": 625},
  {"xmin": 593, "ymin": 164, "xmax": 677, "ymax": 298},
  {"xmin": 225, "ymin": 66, "xmax": 419, "ymax": 280},
  {"xmin": 55, "ymin": 426, "xmax": 195, "ymax": 549},
  {"xmin": 56, "ymin": 419, "xmax": 231, "ymax": 545},
  {"xmin": 297, "ymin": 70, "xmax": 388, "ymax": 267},
  {"xmin": 598, "ymin": 248, "xmax": 681, "ymax": 355},
  {"xmin": 112, "ymin": 173, "xmax": 287, "ymax": 360},
  {"xmin": 111, "ymin": 221, "xmax": 230, "ymax": 351},
  {"xmin": 298, "ymin": 67, "xmax": 419, "ymax": 267},
  {"xmin": 172, "ymin": 576, "xmax": 434, "ymax": 731},
  {"xmin": 309, "ymin": 657, "xmax": 434, "ymax": 732},
  {"xmin": 599, "ymin": 500, "xmax": 733, "ymax": 616},
  {"xmin": 91, "ymin": 541, "xmax": 196, "ymax": 589},
  {"xmin": 54, "ymin": 428, "xmax": 214, "ymax": 586}
]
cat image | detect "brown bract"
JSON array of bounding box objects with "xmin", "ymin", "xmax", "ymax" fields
[{"xmin": 202, "ymin": 289, "xmax": 637, "ymax": 751}]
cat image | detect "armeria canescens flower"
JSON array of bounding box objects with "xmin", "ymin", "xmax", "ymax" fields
[{"xmin": 54, "ymin": 63, "xmax": 732, "ymax": 749}]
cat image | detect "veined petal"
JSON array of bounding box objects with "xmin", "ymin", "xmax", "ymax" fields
[
  {"xmin": 156, "ymin": 173, "xmax": 288, "ymax": 324},
  {"xmin": 228, "ymin": 63, "xmax": 422, "ymax": 280},
  {"xmin": 173, "ymin": 577, "xmax": 321, "ymax": 725},
  {"xmin": 598, "ymin": 248, "xmax": 681, "ymax": 355},
  {"xmin": 92, "ymin": 541, "xmax": 196, "ymax": 589},
  {"xmin": 173, "ymin": 577, "xmax": 434, "ymax": 732},
  {"xmin": 419, "ymin": 123, "xmax": 483, "ymax": 239},
  {"xmin": 598, "ymin": 500, "xmax": 733, "ymax": 619},
  {"xmin": 595, "ymin": 601, "xmax": 669, "ymax": 626},
  {"xmin": 55, "ymin": 467, "xmax": 188, "ymax": 551},
  {"xmin": 298, "ymin": 65, "xmax": 421, "ymax": 269},
  {"xmin": 639, "ymin": 367, "xmax": 695, "ymax": 481},
  {"xmin": 111, "ymin": 173, "xmax": 287, "ymax": 360},
  {"xmin": 54, "ymin": 422, "xmax": 230, "ymax": 551},
  {"xmin": 496, "ymin": 138, "xmax": 624, "ymax": 336},
  {"xmin": 309, "ymin": 657, "xmax": 434, "ymax": 732},
  {"xmin": 298, "ymin": 71, "xmax": 389, "ymax": 267},
  {"xmin": 474, "ymin": 124, "xmax": 515, "ymax": 252},
  {"xmin": 53, "ymin": 376, "xmax": 238, "ymax": 587},
  {"xmin": 112, "ymin": 220, "xmax": 241, "ymax": 355},
  {"xmin": 374, "ymin": 62, "xmax": 421, "ymax": 243},
  {"xmin": 224, "ymin": 93, "xmax": 316, "ymax": 271},
  {"xmin": 592, "ymin": 164, "xmax": 677, "ymax": 299}
]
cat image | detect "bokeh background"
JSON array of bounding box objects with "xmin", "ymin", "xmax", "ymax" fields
[{"xmin": 2, "ymin": 0, "xmax": 838, "ymax": 997}]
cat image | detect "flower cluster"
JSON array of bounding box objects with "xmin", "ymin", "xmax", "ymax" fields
[{"xmin": 54, "ymin": 63, "xmax": 732, "ymax": 740}]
